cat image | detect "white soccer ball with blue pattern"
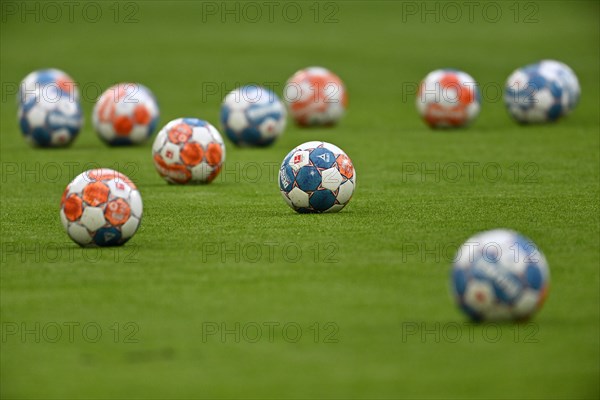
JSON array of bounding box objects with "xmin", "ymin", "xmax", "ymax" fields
[
  {"xmin": 451, "ymin": 229, "xmax": 550, "ymax": 322},
  {"xmin": 220, "ymin": 85, "xmax": 286, "ymax": 147},
  {"xmin": 18, "ymin": 68, "xmax": 80, "ymax": 105},
  {"xmin": 504, "ymin": 60, "xmax": 580, "ymax": 123},
  {"xmin": 279, "ymin": 141, "xmax": 356, "ymax": 213},
  {"xmin": 18, "ymin": 91, "xmax": 83, "ymax": 147}
]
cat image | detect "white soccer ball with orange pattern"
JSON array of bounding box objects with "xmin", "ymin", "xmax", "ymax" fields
[
  {"xmin": 416, "ymin": 69, "xmax": 481, "ymax": 128},
  {"xmin": 93, "ymin": 83, "xmax": 159, "ymax": 145},
  {"xmin": 152, "ymin": 118, "xmax": 225, "ymax": 184},
  {"xmin": 283, "ymin": 67, "xmax": 348, "ymax": 126},
  {"xmin": 60, "ymin": 169, "xmax": 143, "ymax": 247}
]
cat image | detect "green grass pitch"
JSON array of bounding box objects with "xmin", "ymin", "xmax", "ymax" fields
[{"xmin": 1, "ymin": 1, "xmax": 598, "ymax": 398}]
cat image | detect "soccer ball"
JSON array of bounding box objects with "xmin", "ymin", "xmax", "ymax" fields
[
  {"xmin": 504, "ymin": 60, "xmax": 581, "ymax": 123},
  {"xmin": 93, "ymin": 83, "xmax": 160, "ymax": 145},
  {"xmin": 152, "ymin": 118, "xmax": 225, "ymax": 184},
  {"xmin": 451, "ymin": 229, "xmax": 550, "ymax": 321},
  {"xmin": 18, "ymin": 91, "xmax": 83, "ymax": 147},
  {"xmin": 18, "ymin": 68, "xmax": 79, "ymax": 105},
  {"xmin": 60, "ymin": 168, "xmax": 142, "ymax": 247},
  {"xmin": 283, "ymin": 67, "xmax": 347, "ymax": 126},
  {"xmin": 416, "ymin": 69, "xmax": 481, "ymax": 128},
  {"xmin": 279, "ymin": 141, "xmax": 356, "ymax": 213},
  {"xmin": 220, "ymin": 85, "xmax": 287, "ymax": 147}
]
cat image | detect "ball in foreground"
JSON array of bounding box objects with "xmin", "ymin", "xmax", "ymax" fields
[
  {"xmin": 416, "ymin": 69, "xmax": 481, "ymax": 128},
  {"xmin": 61, "ymin": 169, "xmax": 142, "ymax": 247},
  {"xmin": 279, "ymin": 141, "xmax": 355, "ymax": 213},
  {"xmin": 18, "ymin": 68, "xmax": 80, "ymax": 105},
  {"xmin": 451, "ymin": 229, "xmax": 550, "ymax": 321},
  {"xmin": 284, "ymin": 67, "xmax": 347, "ymax": 126},
  {"xmin": 152, "ymin": 118, "xmax": 225, "ymax": 184},
  {"xmin": 220, "ymin": 85, "xmax": 286, "ymax": 147},
  {"xmin": 93, "ymin": 83, "xmax": 160, "ymax": 145},
  {"xmin": 504, "ymin": 60, "xmax": 580, "ymax": 124},
  {"xmin": 19, "ymin": 89, "xmax": 83, "ymax": 147}
]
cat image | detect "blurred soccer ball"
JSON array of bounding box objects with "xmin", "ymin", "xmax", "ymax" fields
[
  {"xmin": 504, "ymin": 60, "xmax": 580, "ymax": 124},
  {"xmin": 416, "ymin": 69, "xmax": 481, "ymax": 128},
  {"xmin": 18, "ymin": 68, "xmax": 79, "ymax": 105},
  {"xmin": 61, "ymin": 169, "xmax": 142, "ymax": 247},
  {"xmin": 283, "ymin": 67, "xmax": 347, "ymax": 126},
  {"xmin": 279, "ymin": 141, "xmax": 355, "ymax": 213},
  {"xmin": 220, "ymin": 85, "xmax": 286, "ymax": 147},
  {"xmin": 152, "ymin": 118, "xmax": 225, "ymax": 184},
  {"xmin": 451, "ymin": 229, "xmax": 550, "ymax": 321},
  {"xmin": 93, "ymin": 83, "xmax": 160, "ymax": 145},
  {"xmin": 18, "ymin": 91, "xmax": 83, "ymax": 147}
]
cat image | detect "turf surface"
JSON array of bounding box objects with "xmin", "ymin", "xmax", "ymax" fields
[{"xmin": 1, "ymin": 1, "xmax": 599, "ymax": 398}]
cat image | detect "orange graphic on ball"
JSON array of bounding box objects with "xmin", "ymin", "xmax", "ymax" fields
[
  {"xmin": 63, "ymin": 195, "xmax": 83, "ymax": 221},
  {"xmin": 336, "ymin": 154, "xmax": 354, "ymax": 179},
  {"xmin": 205, "ymin": 143, "xmax": 223, "ymax": 166},
  {"xmin": 83, "ymin": 182, "xmax": 109, "ymax": 206},
  {"xmin": 168, "ymin": 123, "xmax": 193, "ymax": 144},
  {"xmin": 181, "ymin": 142, "xmax": 204, "ymax": 166},
  {"xmin": 105, "ymin": 198, "xmax": 131, "ymax": 225}
]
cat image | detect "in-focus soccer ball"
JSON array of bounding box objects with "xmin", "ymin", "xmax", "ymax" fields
[
  {"xmin": 152, "ymin": 118, "xmax": 225, "ymax": 184},
  {"xmin": 279, "ymin": 141, "xmax": 355, "ymax": 213},
  {"xmin": 504, "ymin": 60, "xmax": 581, "ymax": 123},
  {"xmin": 18, "ymin": 68, "xmax": 79, "ymax": 105},
  {"xmin": 93, "ymin": 83, "xmax": 160, "ymax": 145},
  {"xmin": 283, "ymin": 67, "xmax": 347, "ymax": 126},
  {"xmin": 220, "ymin": 85, "xmax": 286, "ymax": 147},
  {"xmin": 451, "ymin": 229, "xmax": 550, "ymax": 321},
  {"xmin": 18, "ymin": 92, "xmax": 83, "ymax": 147},
  {"xmin": 61, "ymin": 168, "xmax": 142, "ymax": 247},
  {"xmin": 416, "ymin": 69, "xmax": 481, "ymax": 128}
]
